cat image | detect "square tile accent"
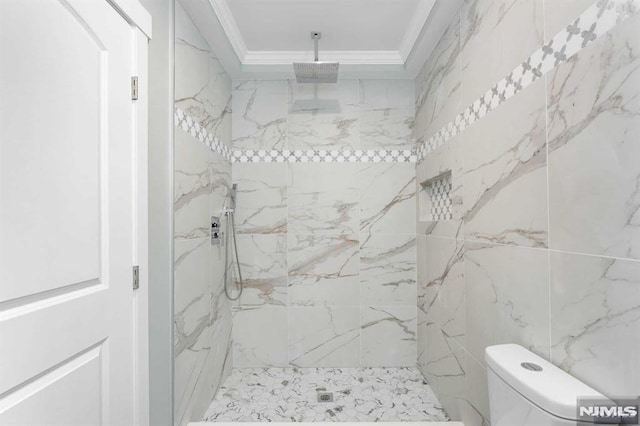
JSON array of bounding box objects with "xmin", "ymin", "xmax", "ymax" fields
[{"xmin": 422, "ymin": 172, "xmax": 453, "ymax": 221}]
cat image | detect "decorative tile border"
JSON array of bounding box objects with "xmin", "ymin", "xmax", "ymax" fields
[
  {"xmin": 175, "ymin": 0, "xmax": 639, "ymax": 165},
  {"xmin": 416, "ymin": 0, "xmax": 640, "ymax": 160},
  {"xmin": 231, "ymin": 148, "xmax": 416, "ymax": 163},
  {"xmin": 175, "ymin": 108, "xmax": 232, "ymax": 161}
]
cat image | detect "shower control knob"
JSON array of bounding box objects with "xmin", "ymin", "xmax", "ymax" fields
[{"xmin": 211, "ymin": 216, "xmax": 221, "ymax": 246}]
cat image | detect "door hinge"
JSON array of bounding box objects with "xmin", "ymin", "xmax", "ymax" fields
[
  {"xmin": 132, "ymin": 265, "xmax": 140, "ymax": 290},
  {"xmin": 131, "ymin": 76, "xmax": 139, "ymax": 100}
]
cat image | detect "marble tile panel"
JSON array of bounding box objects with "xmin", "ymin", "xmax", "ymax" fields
[
  {"xmin": 288, "ymin": 307, "xmax": 360, "ymax": 367},
  {"xmin": 462, "ymin": 354, "xmax": 491, "ymax": 426},
  {"xmin": 417, "ymin": 307, "xmax": 431, "ymax": 384},
  {"xmin": 175, "ymin": 2, "xmax": 231, "ymax": 145},
  {"xmin": 232, "ymin": 80, "xmax": 287, "ymax": 150},
  {"xmin": 235, "ymin": 234, "xmax": 287, "ymax": 307},
  {"xmin": 360, "ymin": 233, "xmax": 416, "ymax": 306},
  {"xmin": 420, "ymin": 237, "xmax": 465, "ymax": 345},
  {"xmin": 232, "ymin": 163, "xmax": 287, "ymax": 234},
  {"xmin": 287, "ymin": 80, "xmax": 359, "ymax": 150},
  {"xmin": 360, "ymin": 306, "xmax": 417, "ymax": 367},
  {"xmin": 288, "ymin": 163, "xmax": 359, "ymax": 235},
  {"xmin": 174, "ymin": 237, "xmax": 211, "ymax": 353},
  {"xmin": 464, "ymin": 242, "xmax": 551, "ymax": 365},
  {"xmin": 175, "ymin": 130, "xmax": 223, "ymax": 240},
  {"xmin": 463, "ymin": 77, "xmax": 548, "ymax": 248},
  {"xmin": 415, "ymin": 14, "xmax": 462, "ymax": 141},
  {"xmin": 547, "ymin": 13, "xmax": 640, "ymax": 260},
  {"xmin": 360, "ymin": 163, "xmax": 416, "ymax": 234},
  {"xmin": 550, "ymin": 251, "xmax": 640, "ymax": 396},
  {"xmin": 422, "ymin": 319, "xmax": 465, "ymax": 421},
  {"xmin": 359, "ymin": 80, "xmax": 415, "ymax": 149},
  {"xmin": 233, "ymin": 306, "xmax": 288, "ymax": 367},
  {"xmin": 288, "ymin": 234, "xmax": 359, "ymax": 307}
]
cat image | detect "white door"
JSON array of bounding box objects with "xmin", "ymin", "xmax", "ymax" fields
[{"xmin": 0, "ymin": 0, "xmax": 144, "ymax": 424}]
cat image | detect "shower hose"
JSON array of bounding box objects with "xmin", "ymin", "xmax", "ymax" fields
[{"xmin": 223, "ymin": 208, "xmax": 243, "ymax": 300}]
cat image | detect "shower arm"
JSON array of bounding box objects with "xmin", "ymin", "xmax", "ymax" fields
[{"xmin": 313, "ymin": 32, "xmax": 320, "ymax": 62}]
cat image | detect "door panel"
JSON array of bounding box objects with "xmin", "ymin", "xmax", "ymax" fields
[
  {"xmin": 0, "ymin": 0, "xmax": 103, "ymax": 302},
  {"xmin": 0, "ymin": 346, "xmax": 103, "ymax": 425},
  {"xmin": 0, "ymin": 0, "xmax": 139, "ymax": 424}
]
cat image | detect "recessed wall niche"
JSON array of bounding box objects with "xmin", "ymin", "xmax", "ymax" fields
[{"xmin": 420, "ymin": 171, "xmax": 452, "ymax": 221}]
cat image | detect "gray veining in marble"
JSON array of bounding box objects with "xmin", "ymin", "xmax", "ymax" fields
[{"xmin": 232, "ymin": 80, "xmax": 287, "ymax": 150}]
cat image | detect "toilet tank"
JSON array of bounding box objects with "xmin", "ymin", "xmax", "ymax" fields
[{"xmin": 485, "ymin": 344, "xmax": 605, "ymax": 426}]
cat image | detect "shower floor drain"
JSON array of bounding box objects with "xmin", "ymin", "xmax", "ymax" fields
[{"xmin": 316, "ymin": 388, "xmax": 334, "ymax": 402}]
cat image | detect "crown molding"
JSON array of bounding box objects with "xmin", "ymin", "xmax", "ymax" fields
[
  {"xmin": 398, "ymin": 0, "xmax": 436, "ymax": 62},
  {"xmin": 181, "ymin": 0, "xmax": 463, "ymax": 80},
  {"xmin": 243, "ymin": 50, "xmax": 404, "ymax": 65},
  {"xmin": 207, "ymin": 0, "xmax": 248, "ymax": 61}
]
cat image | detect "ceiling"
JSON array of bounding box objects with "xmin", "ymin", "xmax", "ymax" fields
[{"xmin": 182, "ymin": 0, "xmax": 463, "ymax": 79}]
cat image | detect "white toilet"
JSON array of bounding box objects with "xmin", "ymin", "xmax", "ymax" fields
[{"xmin": 486, "ymin": 344, "xmax": 606, "ymax": 425}]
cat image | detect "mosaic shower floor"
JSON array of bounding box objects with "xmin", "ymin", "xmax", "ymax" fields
[{"xmin": 202, "ymin": 367, "xmax": 449, "ymax": 422}]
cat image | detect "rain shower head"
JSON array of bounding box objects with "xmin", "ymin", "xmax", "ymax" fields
[{"xmin": 293, "ymin": 32, "xmax": 339, "ymax": 84}]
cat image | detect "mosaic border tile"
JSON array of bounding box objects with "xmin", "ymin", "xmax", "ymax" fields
[
  {"xmin": 175, "ymin": 0, "xmax": 639, "ymax": 165},
  {"xmin": 416, "ymin": 0, "xmax": 640, "ymax": 160},
  {"xmin": 231, "ymin": 148, "xmax": 416, "ymax": 163},
  {"xmin": 175, "ymin": 108, "xmax": 232, "ymax": 161}
]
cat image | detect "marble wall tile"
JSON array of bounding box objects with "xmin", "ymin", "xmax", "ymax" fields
[
  {"xmin": 233, "ymin": 163, "xmax": 287, "ymax": 234},
  {"xmin": 288, "ymin": 234, "xmax": 359, "ymax": 307},
  {"xmin": 360, "ymin": 306, "xmax": 417, "ymax": 367},
  {"xmin": 233, "ymin": 306, "xmax": 288, "ymax": 367},
  {"xmin": 174, "ymin": 238, "xmax": 211, "ymax": 357},
  {"xmin": 543, "ymin": 0, "xmax": 594, "ymax": 42},
  {"xmin": 175, "ymin": 3, "xmax": 233, "ymax": 423},
  {"xmin": 360, "ymin": 163, "xmax": 416, "ymax": 234},
  {"xmin": 415, "ymin": 13, "xmax": 461, "ymax": 141},
  {"xmin": 464, "ymin": 242, "xmax": 550, "ymax": 365},
  {"xmin": 175, "ymin": 2, "xmax": 231, "ymax": 145},
  {"xmin": 417, "ymin": 307, "xmax": 431, "ymax": 383},
  {"xmin": 287, "ymin": 80, "xmax": 359, "ymax": 150},
  {"xmin": 359, "ymin": 80, "xmax": 415, "ymax": 149},
  {"xmin": 175, "ymin": 130, "xmax": 221, "ymax": 240},
  {"xmin": 360, "ymin": 233, "xmax": 416, "ymax": 306},
  {"xmin": 289, "ymin": 307, "xmax": 360, "ymax": 367},
  {"xmin": 462, "ymin": 354, "xmax": 491, "ymax": 426},
  {"xmin": 463, "ymin": 77, "xmax": 548, "ymax": 248},
  {"xmin": 232, "ymin": 80, "xmax": 287, "ymax": 150},
  {"xmin": 550, "ymin": 251, "xmax": 640, "ymax": 396},
  {"xmin": 235, "ymin": 234, "xmax": 287, "ymax": 307},
  {"xmin": 288, "ymin": 163, "xmax": 359, "ymax": 235},
  {"xmin": 460, "ymin": 0, "xmax": 543, "ymax": 107},
  {"xmin": 547, "ymin": 14, "xmax": 640, "ymax": 260},
  {"xmin": 421, "ymin": 318, "xmax": 465, "ymax": 421},
  {"xmin": 420, "ymin": 237, "xmax": 465, "ymax": 345},
  {"xmin": 175, "ymin": 339, "xmax": 211, "ymax": 425}
]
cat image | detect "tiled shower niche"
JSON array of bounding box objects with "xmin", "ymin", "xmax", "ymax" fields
[{"xmin": 420, "ymin": 171, "xmax": 452, "ymax": 221}]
